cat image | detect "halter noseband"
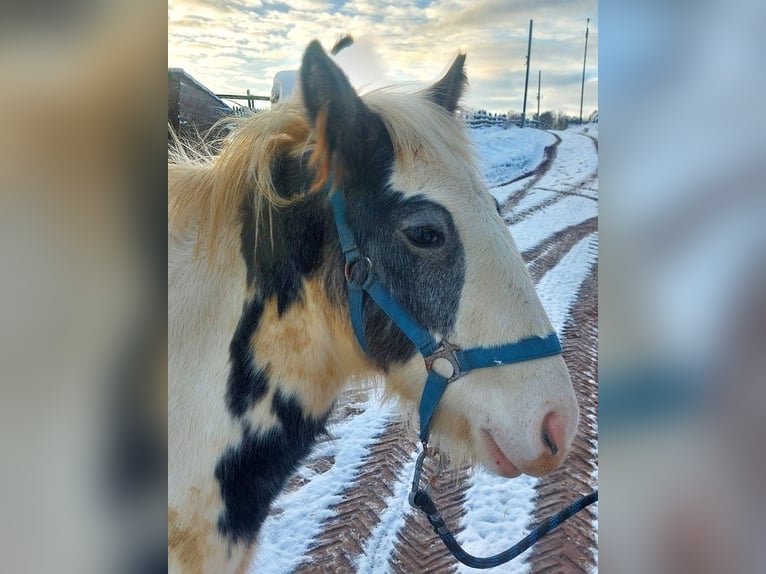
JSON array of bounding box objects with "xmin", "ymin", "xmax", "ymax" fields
[{"xmin": 327, "ymin": 185, "xmax": 563, "ymax": 443}]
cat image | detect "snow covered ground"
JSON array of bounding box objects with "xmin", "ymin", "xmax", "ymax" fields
[{"xmin": 251, "ymin": 124, "xmax": 599, "ymax": 574}]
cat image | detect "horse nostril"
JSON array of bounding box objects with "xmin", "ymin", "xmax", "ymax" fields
[
  {"xmin": 542, "ymin": 430, "xmax": 558, "ymax": 456},
  {"xmin": 541, "ymin": 411, "xmax": 564, "ymax": 457}
]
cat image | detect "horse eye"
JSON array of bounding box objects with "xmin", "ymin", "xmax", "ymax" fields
[{"xmin": 404, "ymin": 226, "xmax": 444, "ymax": 247}]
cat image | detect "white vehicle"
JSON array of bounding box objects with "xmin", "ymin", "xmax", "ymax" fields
[
  {"xmin": 270, "ymin": 70, "xmax": 298, "ymax": 105},
  {"xmin": 270, "ymin": 36, "xmax": 353, "ymax": 105}
]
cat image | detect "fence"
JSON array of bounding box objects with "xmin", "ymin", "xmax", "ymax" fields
[
  {"xmin": 216, "ymin": 90, "xmax": 270, "ymax": 110},
  {"xmin": 462, "ymin": 113, "xmax": 552, "ymax": 130},
  {"xmin": 464, "ymin": 112, "xmax": 507, "ymax": 128}
]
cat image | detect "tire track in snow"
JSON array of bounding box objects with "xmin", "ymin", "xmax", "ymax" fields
[
  {"xmin": 583, "ymin": 133, "xmax": 598, "ymax": 152},
  {"xmin": 354, "ymin": 450, "xmax": 421, "ymax": 574},
  {"xmin": 498, "ymin": 133, "xmax": 561, "ymax": 212},
  {"xmin": 520, "ymin": 133, "xmax": 598, "ymax": 573},
  {"xmin": 510, "ymin": 195, "xmax": 597, "ymax": 255},
  {"xmin": 503, "ymin": 132, "xmax": 598, "ymax": 225},
  {"xmin": 534, "ymin": 184, "xmax": 598, "ymax": 199},
  {"xmin": 505, "ymin": 186, "xmax": 596, "ymax": 226},
  {"xmin": 523, "ymin": 217, "xmax": 598, "ymax": 284},
  {"xmin": 388, "ymin": 459, "xmax": 471, "ymax": 574}
]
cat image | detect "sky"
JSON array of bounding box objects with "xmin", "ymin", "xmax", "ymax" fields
[{"xmin": 168, "ymin": 0, "xmax": 597, "ymax": 116}]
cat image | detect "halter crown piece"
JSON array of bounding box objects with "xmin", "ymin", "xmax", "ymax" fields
[{"xmin": 326, "ymin": 183, "xmax": 597, "ymax": 568}]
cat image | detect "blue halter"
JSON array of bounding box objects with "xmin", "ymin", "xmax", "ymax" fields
[
  {"xmin": 327, "ymin": 185, "xmax": 597, "ymax": 570},
  {"xmin": 327, "ymin": 186, "xmax": 563, "ymax": 443}
]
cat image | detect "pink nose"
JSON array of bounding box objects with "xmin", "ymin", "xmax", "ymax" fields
[{"xmin": 541, "ymin": 410, "xmax": 567, "ymax": 457}]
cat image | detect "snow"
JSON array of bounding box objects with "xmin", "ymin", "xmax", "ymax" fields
[
  {"xmin": 458, "ymin": 472, "xmax": 539, "ymax": 574},
  {"xmin": 470, "ymin": 126, "xmax": 556, "ymax": 204},
  {"xmin": 354, "ymin": 450, "xmax": 421, "ymax": 573},
  {"xmin": 492, "ymin": 129, "xmax": 597, "ymax": 219},
  {"xmin": 250, "ymin": 126, "xmax": 598, "ymax": 573},
  {"xmin": 511, "ymin": 196, "xmax": 597, "ymax": 253},
  {"xmin": 537, "ymin": 233, "xmax": 599, "ymax": 333}
]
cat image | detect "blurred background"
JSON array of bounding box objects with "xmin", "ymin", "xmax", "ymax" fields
[
  {"xmin": 600, "ymin": 0, "xmax": 765, "ymax": 572},
  {"xmin": 0, "ymin": 0, "xmax": 763, "ymax": 572},
  {"xmin": 0, "ymin": 1, "xmax": 166, "ymax": 572}
]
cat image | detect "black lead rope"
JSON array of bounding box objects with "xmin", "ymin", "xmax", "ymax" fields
[{"xmin": 409, "ymin": 447, "xmax": 599, "ymax": 569}]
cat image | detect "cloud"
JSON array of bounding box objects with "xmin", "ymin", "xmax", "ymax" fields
[{"xmin": 167, "ymin": 0, "xmax": 597, "ymax": 115}]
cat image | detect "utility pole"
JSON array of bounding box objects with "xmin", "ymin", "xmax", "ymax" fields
[
  {"xmin": 579, "ymin": 18, "xmax": 590, "ymax": 125},
  {"xmin": 521, "ymin": 19, "xmax": 533, "ymax": 127},
  {"xmin": 536, "ymin": 70, "xmax": 541, "ymax": 124}
]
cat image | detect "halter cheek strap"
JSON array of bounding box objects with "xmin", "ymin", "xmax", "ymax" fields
[{"xmin": 327, "ymin": 187, "xmax": 562, "ymax": 442}]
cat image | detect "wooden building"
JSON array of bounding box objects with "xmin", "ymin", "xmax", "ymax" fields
[{"xmin": 168, "ymin": 68, "xmax": 232, "ymax": 141}]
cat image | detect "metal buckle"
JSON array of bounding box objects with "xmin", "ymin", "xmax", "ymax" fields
[{"xmin": 424, "ymin": 339, "xmax": 466, "ymax": 383}]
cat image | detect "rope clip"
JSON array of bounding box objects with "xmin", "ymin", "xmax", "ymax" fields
[{"xmin": 408, "ymin": 443, "xmax": 429, "ymax": 508}]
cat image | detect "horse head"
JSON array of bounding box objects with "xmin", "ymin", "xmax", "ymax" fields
[{"xmin": 299, "ymin": 40, "xmax": 579, "ymax": 477}]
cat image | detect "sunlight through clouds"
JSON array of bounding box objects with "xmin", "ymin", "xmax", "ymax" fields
[{"xmin": 168, "ymin": 0, "xmax": 597, "ymax": 115}]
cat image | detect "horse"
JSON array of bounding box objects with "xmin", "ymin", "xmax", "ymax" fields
[{"xmin": 168, "ymin": 40, "xmax": 579, "ymax": 574}]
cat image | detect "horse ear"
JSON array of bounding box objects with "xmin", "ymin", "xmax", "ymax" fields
[
  {"xmin": 301, "ymin": 40, "xmax": 375, "ymax": 189},
  {"xmin": 425, "ymin": 53, "xmax": 467, "ymax": 113}
]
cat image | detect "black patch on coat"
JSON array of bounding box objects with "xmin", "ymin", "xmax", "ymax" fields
[
  {"xmin": 215, "ymin": 390, "xmax": 330, "ymax": 544},
  {"xmin": 226, "ymin": 298, "xmax": 269, "ymax": 418},
  {"xmin": 237, "ymin": 109, "xmax": 466, "ymax": 371},
  {"xmin": 346, "ymin": 191, "xmax": 466, "ymax": 369},
  {"xmin": 311, "ymin": 104, "xmax": 466, "ymax": 368},
  {"xmin": 242, "ymin": 155, "xmax": 330, "ymax": 315}
]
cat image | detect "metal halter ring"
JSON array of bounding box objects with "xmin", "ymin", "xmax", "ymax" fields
[
  {"xmin": 424, "ymin": 339, "xmax": 466, "ymax": 383},
  {"xmin": 344, "ymin": 256, "xmax": 373, "ymax": 287}
]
